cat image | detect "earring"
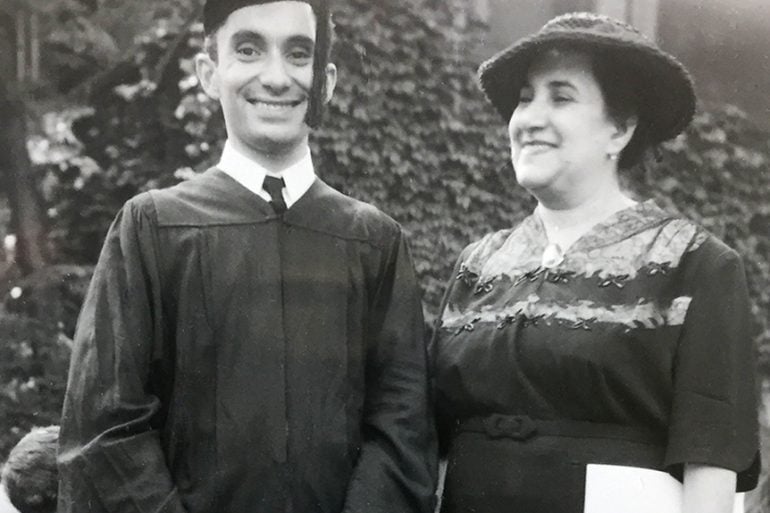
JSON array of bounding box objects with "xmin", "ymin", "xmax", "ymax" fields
[{"xmin": 607, "ymin": 152, "xmax": 618, "ymax": 161}]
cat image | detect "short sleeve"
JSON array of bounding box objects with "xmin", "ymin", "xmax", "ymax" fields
[{"xmin": 665, "ymin": 245, "xmax": 760, "ymax": 491}]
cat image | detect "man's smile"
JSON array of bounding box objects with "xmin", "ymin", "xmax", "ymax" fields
[{"xmin": 246, "ymin": 98, "xmax": 306, "ymax": 110}]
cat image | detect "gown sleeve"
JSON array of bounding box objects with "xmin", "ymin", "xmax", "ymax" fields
[
  {"xmin": 342, "ymin": 229, "xmax": 438, "ymax": 513},
  {"xmin": 665, "ymin": 244, "xmax": 761, "ymax": 491},
  {"xmin": 57, "ymin": 196, "xmax": 188, "ymax": 513}
]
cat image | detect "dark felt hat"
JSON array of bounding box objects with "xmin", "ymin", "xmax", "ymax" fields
[
  {"xmin": 203, "ymin": 0, "xmax": 326, "ymax": 35},
  {"xmin": 478, "ymin": 12, "xmax": 696, "ymax": 143}
]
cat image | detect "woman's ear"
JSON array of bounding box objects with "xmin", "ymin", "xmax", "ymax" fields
[
  {"xmin": 608, "ymin": 115, "xmax": 638, "ymax": 156},
  {"xmin": 195, "ymin": 52, "xmax": 220, "ymax": 100}
]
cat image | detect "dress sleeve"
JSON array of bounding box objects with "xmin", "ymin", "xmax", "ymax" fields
[
  {"xmin": 665, "ymin": 245, "xmax": 760, "ymax": 491},
  {"xmin": 57, "ymin": 197, "xmax": 188, "ymax": 513},
  {"xmin": 342, "ymin": 230, "xmax": 438, "ymax": 513}
]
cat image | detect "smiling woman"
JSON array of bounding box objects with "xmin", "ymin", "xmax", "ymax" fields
[
  {"xmin": 431, "ymin": 11, "xmax": 760, "ymax": 513},
  {"xmin": 506, "ymin": 48, "xmax": 635, "ymax": 211}
]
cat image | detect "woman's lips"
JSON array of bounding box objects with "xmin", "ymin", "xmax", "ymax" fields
[{"xmin": 519, "ymin": 141, "xmax": 557, "ymax": 154}]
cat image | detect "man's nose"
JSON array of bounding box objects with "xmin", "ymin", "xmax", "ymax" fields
[{"xmin": 260, "ymin": 52, "xmax": 292, "ymax": 92}]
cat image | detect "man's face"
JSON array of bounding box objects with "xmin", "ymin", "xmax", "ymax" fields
[{"xmin": 197, "ymin": 1, "xmax": 334, "ymax": 158}]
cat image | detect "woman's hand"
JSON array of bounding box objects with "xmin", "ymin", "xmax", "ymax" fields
[{"xmin": 683, "ymin": 463, "xmax": 737, "ymax": 513}]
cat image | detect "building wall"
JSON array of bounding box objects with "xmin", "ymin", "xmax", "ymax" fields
[
  {"xmin": 657, "ymin": 0, "xmax": 770, "ymax": 130},
  {"xmin": 471, "ymin": 0, "xmax": 554, "ymax": 62}
]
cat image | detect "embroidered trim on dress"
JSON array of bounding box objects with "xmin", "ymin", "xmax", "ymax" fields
[
  {"xmin": 482, "ymin": 220, "xmax": 707, "ymax": 284},
  {"xmin": 441, "ymin": 295, "xmax": 693, "ymax": 331}
]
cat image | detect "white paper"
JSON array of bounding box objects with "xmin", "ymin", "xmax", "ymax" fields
[{"xmin": 584, "ymin": 464, "xmax": 744, "ymax": 513}]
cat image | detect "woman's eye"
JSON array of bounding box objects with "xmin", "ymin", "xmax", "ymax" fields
[
  {"xmin": 517, "ymin": 87, "xmax": 534, "ymax": 104},
  {"xmin": 553, "ymin": 95, "xmax": 573, "ymax": 103}
]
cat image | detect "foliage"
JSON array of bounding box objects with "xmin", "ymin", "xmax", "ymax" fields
[
  {"xmin": 0, "ymin": 265, "xmax": 91, "ymax": 455},
  {"xmin": 4, "ymin": 265, "xmax": 93, "ymax": 337},
  {"xmin": 0, "ymin": 314, "xmax": 71, "ymax": 457},
  {"xmin": 25, "ymin": 0, "xmax": 199, "ymax": 100}
]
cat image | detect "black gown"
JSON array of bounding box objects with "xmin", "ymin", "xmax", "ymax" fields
[{"xmin": 59, "ymin": 168, "xmax": 437, "ymax": 513}]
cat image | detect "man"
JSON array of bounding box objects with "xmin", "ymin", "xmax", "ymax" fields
[{"xmin": 57, "ymin": 1, "xmax": 437, "ymax": 512}]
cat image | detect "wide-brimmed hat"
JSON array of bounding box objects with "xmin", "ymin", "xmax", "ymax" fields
[{"xmin": 478, "ymin": 12, "xmax": 696, "ymax": 144}]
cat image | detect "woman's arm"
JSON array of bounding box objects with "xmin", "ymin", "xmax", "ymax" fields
[{"xmin": 682, "ymin": 463, "xmax": 737, "ymax": 513}]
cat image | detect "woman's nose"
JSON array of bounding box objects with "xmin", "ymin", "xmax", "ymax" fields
[
  {"xmin": 510, "ymin": 98, "xmax": 548, "ymax": 139},
  {"xmin": 514, "ymin": 98, "xmax": 548, "ymax": 129}
]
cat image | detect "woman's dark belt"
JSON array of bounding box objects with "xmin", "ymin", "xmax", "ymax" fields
[{"xmin": 456, "ymin": 414, "xmax": 665, "ymax": 446}]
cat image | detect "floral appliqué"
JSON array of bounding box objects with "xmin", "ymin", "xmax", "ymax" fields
[
  {"xmin": 474, "ymin": 277, "xmax": 496, "ymax": 295},
  {"xmin": 456, "ymin": 317, "xmax": 481, "ymax": 334},
  {"xmin": 456, "ymin": 263, "xmax": 479, "ymax": 287},
  {"xmin": 647, "ymin": 261, "xmax": 672, "ymax": 276},
  {"xmin": 599, "ymin": 274, "xmax": 630, "ymax": 289},
  {"xmin": 496, "ymin": 309, "xmax": 523, "ymax": 330},
  {"xmin": 545, "ymin": 269, "xmax": 576, "ymax": 284},
  {"xmin": 515, "ymin": 267, "xmax": 545, "ymax": 286}
]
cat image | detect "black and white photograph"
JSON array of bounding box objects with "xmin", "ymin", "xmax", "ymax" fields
[{"xmin": 0, "ymin": 0, "xmax": 768, "ymax": 512}]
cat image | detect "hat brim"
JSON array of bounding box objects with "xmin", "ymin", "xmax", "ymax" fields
[{"xmin": 478, "ymin": 30, "xmax": 696, "ymax": 143}]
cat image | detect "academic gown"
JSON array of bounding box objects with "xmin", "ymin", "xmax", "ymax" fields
[{"xmin": 58, "ymin": 168, "xmax": 437, "ymax": 513}]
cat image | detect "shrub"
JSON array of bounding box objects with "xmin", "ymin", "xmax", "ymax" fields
[{"xmin": 0, "ymin": 315, "xmax": 70, "ymax": 457}]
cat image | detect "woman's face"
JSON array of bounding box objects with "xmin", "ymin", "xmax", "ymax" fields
[{"xmin": 508, "ymin": 49, "xmax": 630, "ymax": 203}]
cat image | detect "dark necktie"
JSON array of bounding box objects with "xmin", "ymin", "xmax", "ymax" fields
[{"xmin": 263, "ymin": 175, "xmax": 287, "ymax": 214}]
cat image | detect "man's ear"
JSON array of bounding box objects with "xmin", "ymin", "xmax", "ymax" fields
[
  {"xmin": 323, "ymin": 63, "xmax": 337, "ymax": 104},
  {"xmin": 195, "ymin": 52, "xmax": 220, "ymax": 100},
  {"xmin": 608, "ymin": 114, "xmax": 638, "ymax": 156}
]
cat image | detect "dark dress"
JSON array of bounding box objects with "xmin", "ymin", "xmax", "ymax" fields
[
  {"xmin": 58, "ymin": 168, "xmax": 437, "ymax": 513},
  {"xmin": 432, "ymin": 201, "xmax": 759, "ymax": 513}
]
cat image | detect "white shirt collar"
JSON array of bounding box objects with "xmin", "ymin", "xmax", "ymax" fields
[{"xmin": 216, "ymin": 140, "xmax": 316, "ymax": 208}]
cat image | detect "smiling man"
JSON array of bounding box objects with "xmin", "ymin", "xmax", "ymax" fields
[{"xmin": 56, "ymin": 1, "xmax": 437, "ymax": 512}]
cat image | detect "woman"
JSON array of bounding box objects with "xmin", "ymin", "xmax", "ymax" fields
[{"xmin": 432, "ymin": 12, "xmax": 759, "ymax": 513}]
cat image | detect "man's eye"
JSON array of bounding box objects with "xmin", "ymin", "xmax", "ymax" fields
[
  {"xmin": 236, "ymin": 45, "xmax": 260, "ymax": 58},
  {"xmin": 288, "ymin": 50, "xmax": 312, "ymax": 62}
]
